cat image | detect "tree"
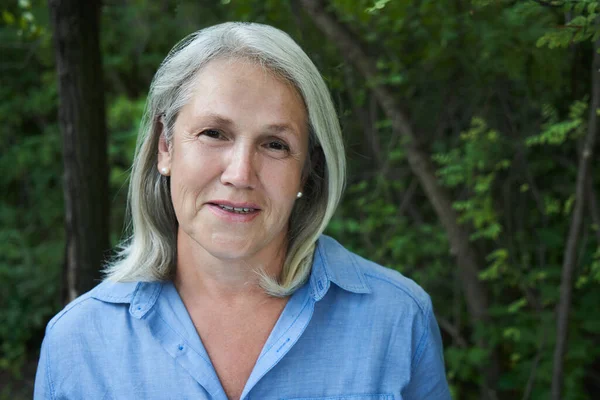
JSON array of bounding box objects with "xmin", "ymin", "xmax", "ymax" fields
[
  {"xmin": 48, "ymin": 0, "xmax": 109, "ymax": 302},
  {"xmin": 299, "ymin": 1, "xmax": 499, "ymax": 397},
  {"xmin": 552, "ymin": 34, "xmax": 599, "ymax": 397},
  {"xmin": 3, "ymin": 0, "xmax": 600, "ymax": 398}
]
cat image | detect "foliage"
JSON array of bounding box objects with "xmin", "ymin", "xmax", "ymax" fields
[
  {"xmin": 0, "ymin": 0, "xmax": 61, "ymax": 385},
  {"xmin": 1, "ymin": 0, "xmax": 600, "ymax": 399},
  {"xmin": 536, "ymin": 0, "xmax": 600, "ymax": 49}
]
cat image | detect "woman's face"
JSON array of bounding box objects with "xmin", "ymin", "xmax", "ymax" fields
[{"xmin": 158, "ymin": 58, "xmax": 309, "ymax": 264}]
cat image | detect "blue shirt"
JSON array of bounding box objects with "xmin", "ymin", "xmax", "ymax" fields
[{"xmin": 35, "ymin": 235, "xmax": 451, "ymax": 399}]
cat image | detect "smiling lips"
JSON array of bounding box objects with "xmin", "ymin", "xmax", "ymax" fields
[
  {"xmin": 217, "ymin": 204, "xmax": 257, "ymax": 214},
  {"xmin": 207, "ymin": 201, "xmax": 261, "ymax": 220}
]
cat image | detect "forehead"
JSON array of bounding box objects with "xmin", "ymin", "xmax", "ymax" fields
[{"xmin": 180, "ymin": 58, "xmax": 308, "ymax": 129}]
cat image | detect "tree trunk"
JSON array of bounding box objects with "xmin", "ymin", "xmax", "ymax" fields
[
  {"xmin": 299, "ymin": 1, "xmax": 499, "ymax": 397},
  {"xmin": 551, "ymin": 32, "xmax": 600, "ymax": 400},
  {"xmin": 48, "ymin": 0, "xmax": 109, "ymax": 303}
]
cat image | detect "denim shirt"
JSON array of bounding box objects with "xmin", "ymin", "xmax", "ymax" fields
[{"xmin": 34, "ymin": 235, "xmax": 451, "ymax": 399}]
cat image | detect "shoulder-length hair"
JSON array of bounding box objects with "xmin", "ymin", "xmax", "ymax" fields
[{"xmin": 104, "ymin": 22, "xmax": 345, "ymax": 296}]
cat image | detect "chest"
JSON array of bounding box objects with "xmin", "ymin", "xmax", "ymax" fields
[
  {"xmin": 189, "ymin": 301, "xmax": 287, "ymax": 400},
  {"xmin": 57, "ymin": 287, "xmax": 413, "ymax": 400}
]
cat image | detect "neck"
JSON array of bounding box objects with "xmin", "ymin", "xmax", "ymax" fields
[{"xmin": 174, "ymin": 228, "xmax": 287, "ymax": 303}]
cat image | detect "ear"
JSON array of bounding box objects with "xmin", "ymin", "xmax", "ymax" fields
[{"xmin": 157, "ymin": 120, "xmax": 172, "ymax": 175}]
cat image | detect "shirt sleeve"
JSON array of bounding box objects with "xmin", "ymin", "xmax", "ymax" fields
[
  {"xmin": 34, "ymin": 335, "xmax": 54, "ymax": 400},
  {"xmin": 402, "ymin": 301, "xmax": 452, "ymax": 399}
]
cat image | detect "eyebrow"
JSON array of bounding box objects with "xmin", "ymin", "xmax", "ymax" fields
[
  {"xmin": 197, "ymin": 113, "xmax": 300, "ymax": 135},
  {"xmin": 200, "ymin": 113, "xmax": 234, "ymax": 128}
]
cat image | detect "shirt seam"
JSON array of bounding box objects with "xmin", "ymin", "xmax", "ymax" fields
[
  {"xmin": 363, "ymin": 273, "xmax": 427, "ymax": 315},
  {"xmin": 94, "ymin": 294, "xmax": 133, "ymax": 301},
  {"xmin": 347, "ymin": 253, "xmax": 369, "ymax": 290},
  {"xmin": 258, "ymin": 293, "xmax": 313, "ymax": 360},
  {"xmin": 134, "ymin": 282, "xmax": 162, "ymax": 317},
  {"xmin": 365, "ymin": 272, "xmax": 430, "ymax": 369},
  {"xmin": 153, "ymin": 308, "xmax": 227, "ymax": 399},
  {"xmin": 248, "ymin": 296, "xmax": 316, "ymax": 398},
  {"xmin": 44, "ymin": 335, "xmax": 56, "ymax": 400},
  {"xmin": 154, "ymin": 308, "xmax": 213, "ymax": 367},
  {"xmin": 130, "ymin": 281, "xmax": 143, "ymax": 305},
  {"xmin": 312, "ymin": 244, "xmax": 330, "ymax": 299},
  {"xmin": 319, "ymin": 242, "xmax": 370, "ymax": 293},
  {"xmin": 318, "ymin": 244, "xmax": 331, "ymax": 283},
  {"xmin": 411, "ymin": 300, "xmax": 433, "ymax": 369},
  {"xmin": 47, "ymin": 297, "xmax": 94, "ymax": 331},
  {"xmin": 282, "ymin": 395, "xmax": 393, "ymax": 400}
]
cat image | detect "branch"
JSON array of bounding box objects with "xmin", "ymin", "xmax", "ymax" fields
[
  {"xmin": 531, "ymin": 0, "xmax": 565, "ymax": 8},
  {"xmin": 436, "ymin": 315, "xmax": 468, "ymax": 348},
  {"xmin": 341, "ymin": 66, "xmax": 384, "ymax": 168},
  {"xmin": 299, "ymin": 0, "xmax": 490, "ymax": 320},
  {"xmin": 587, "ymin": 175, "xmax": 600, "ymax": 245},
  {"xmin": 551, "ymin": 27, "xmax": 600, "ymax": 400},
  {"xmin": 380, "ymin": 178, "xmax": 419, "ymax": 240},
  {"xmin": 299, "ymin": 0, "xmax": 499, "ymax": 396},
  {"xmin": 522, "ymin": 327, "xmax": 549, "ymax": 400}
]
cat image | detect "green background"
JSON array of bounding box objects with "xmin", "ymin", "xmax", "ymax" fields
[{"xmin": 1, "ymin": 0, "xmax": 600, "ymax": 398}]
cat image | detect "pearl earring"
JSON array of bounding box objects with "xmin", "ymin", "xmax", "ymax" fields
[
  {"xmin": 296, "ymin": 192, "xmax": 303, "ymax": 199},
  {"xmin": 161, "ymin": 167, "xmax": 169, "ymax": 175}
]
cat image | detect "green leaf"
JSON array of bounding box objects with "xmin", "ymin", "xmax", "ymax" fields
[
  {"xmin": 569, "ymin": 15, "xmax": 588, "ymax": 27},
  {"xmin": 2, "ymin": 10, "xmax": 15, "ymax": 25},
  {"xmin": 536, "ymin": 36, "xmax": 548, "ymax": 48},
  {"xmin": 503, "ymin": 327, "xmax": 521, "ymax": 341},
  {"xmin": 507, "ymin": 298, "xmax": 527, "ymax": 313},
  {"xmin": 365, "ymin": 0, "xmax": 391, "ymax": 14}
]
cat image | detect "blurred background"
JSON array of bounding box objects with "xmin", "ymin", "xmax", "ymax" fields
[{"xmin": 1, "ymin": 0, "xmax": 600, "ymax": 399}]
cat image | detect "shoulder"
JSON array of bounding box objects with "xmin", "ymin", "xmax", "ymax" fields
[
  {"xmin": 356, "ymin": 252, "xmax": 432, "ymax": 315},
  {"xmin": 45, "ymin": 280, "xmax": 139, "ymax": 337},
  {"xmin": 36, "ymin": 281, "xmax": 158, "ymax": 398},
  {"xmin": 315, "ymin": 236, "xmax": 443, "ymax": 371},
  {"xmin": 316, "ymin": 235, "xmax": 433, "ymax": 316}
]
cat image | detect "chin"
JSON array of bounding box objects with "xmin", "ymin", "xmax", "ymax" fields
[{"xmin": 204, "ymin": 232, "xmax": 265, "ymax": 260}]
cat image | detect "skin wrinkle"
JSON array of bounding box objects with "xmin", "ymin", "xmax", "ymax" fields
[
  {"xmin": 157, "ymin": 57, "xmax": 309, "ymax": 299},
  {"xmin": 165, "ymin": 59, "xmax": 311, "ymax": 190}
]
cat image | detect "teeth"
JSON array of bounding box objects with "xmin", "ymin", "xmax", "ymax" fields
[{"xmin": 218, "ymin": 205, "xmax": 255, "ymax": 214}]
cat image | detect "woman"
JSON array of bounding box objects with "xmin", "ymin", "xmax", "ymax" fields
[{"xmin": 35, "ymin": 22, "xmax": 450, "ymax": 400}]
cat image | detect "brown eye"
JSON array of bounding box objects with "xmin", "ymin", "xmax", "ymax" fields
[
  {"xmin": 266, "ymin": 141, "xmax": 290, "ymax": 152},
  {"xmin": 201, "ymin": 129, "xmax": 223, "ymax": 139}
]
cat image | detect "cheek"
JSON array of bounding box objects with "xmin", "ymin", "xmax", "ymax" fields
[
  {"xmin": 170, "ymin": 183, "xmax": 197, "ymax": 220},
  {"xmin": 172, "ymin": 145, "xmax": 222, "ymax": 184},
  {"xmin": 260, "ymin": 160, "xmax": 303, "ymax": 200},
  {"xmin": 170, "ymin": 153, "xmax": 220, "ymax": 213}
]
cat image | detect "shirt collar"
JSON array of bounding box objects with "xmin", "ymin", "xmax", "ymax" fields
[
  {"xmin": 92, "ymin": 235, "xmax": 371, "ymax": 310},
  {"xmin": 309, "ymin": 235, "xmax": 371, "ymax": 301},
  {"xmin": 91, "ymin": 280, "xmax": 138, "ymax": 303},
  {"xmin": 92, "ymin": 280, "xmax": 163, "ymax": 319}
]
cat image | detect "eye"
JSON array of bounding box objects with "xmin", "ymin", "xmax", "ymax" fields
[
  {"xmin": 265, "ymin": 140, "xmax": 290, "ymax": 152},
  {"xmin": 200, "ymin": 129, "xmax": 224, "ymax": 139}
]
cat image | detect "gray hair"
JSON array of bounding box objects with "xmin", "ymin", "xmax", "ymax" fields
[{"xmin": 104, "ymin": 22, "xmax": 346, "ymax": 296}]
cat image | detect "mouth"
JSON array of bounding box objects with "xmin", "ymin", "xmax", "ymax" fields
[
  {"xmin": 215, "ymin": 204, "xmax": 257, "ymax": 214},
  {"xmin": 208, "ymin": 201, "xmax": 261, "ymax": 215}
]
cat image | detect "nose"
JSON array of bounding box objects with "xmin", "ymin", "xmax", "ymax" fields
[{"xmin": 220, "ymin": 142, "xmax": 257, "ymax": 189}]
